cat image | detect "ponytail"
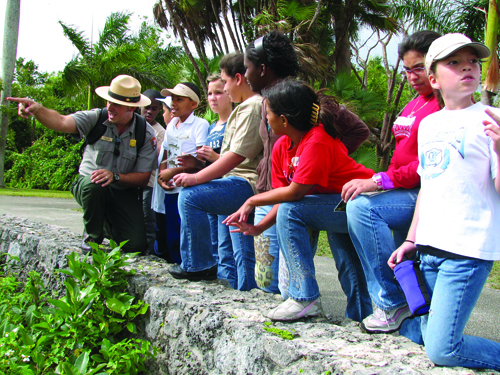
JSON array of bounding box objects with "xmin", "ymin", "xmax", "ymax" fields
[{"xmin": 263, "ymin": 79, "xmax": 341, "ymax": 140}]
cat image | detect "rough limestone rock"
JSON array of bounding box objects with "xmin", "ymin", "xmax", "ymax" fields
[{"xmin": 1, "ymin": 214, "xmax": 498, "ymax": 375}]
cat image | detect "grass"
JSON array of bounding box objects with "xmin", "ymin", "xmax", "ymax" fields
[
  {"xmin": 316, "ymin": 231, "xmax": 500, "ymax": 291},
  {"xmin": 0, "ymin": 187, "xmax": 73, "ymax": 199}
]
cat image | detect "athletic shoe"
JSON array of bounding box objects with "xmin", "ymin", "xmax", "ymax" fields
[
  {"xmin": 266, "ymin": 298, "xmax": 322, "ymax": 321},
  {"xmin": 361, "ymin": 305, "xmax": 412, "ymax": 334}
]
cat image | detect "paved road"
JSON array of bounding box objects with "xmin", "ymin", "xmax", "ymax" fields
[{"xmin": 1, "ymin": 195, "xmax": 499, "ymax": 342}]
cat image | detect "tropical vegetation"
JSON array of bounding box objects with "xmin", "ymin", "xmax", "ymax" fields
[
  {"xmin": 1, "ymin": 0, "xmax": 499, "ymax": 189},
  {"xmin": 0, "ymin": 243, "xmax": 154, "ymax": 374}
]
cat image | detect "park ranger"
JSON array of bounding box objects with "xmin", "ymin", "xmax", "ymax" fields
[{"xmin": 8, "ymin": 75, "xmax": 158, "ymax": 254}]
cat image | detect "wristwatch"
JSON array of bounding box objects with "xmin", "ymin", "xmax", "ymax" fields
[
  {"xmin": 372, "ymin": 174, "xmax": 383, "ymax": 191},
  {"xmin": 113, "ymin": 173, "xmax": 120, "ymax": 183}
]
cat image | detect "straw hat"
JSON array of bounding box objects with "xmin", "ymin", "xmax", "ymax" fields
[
  {"xmin": 95, "ymin": 75, "xmax": 151, "ymax": 107},
  {"xmin": 161, "ymin": 83, "xmax": 201, "ymax": 104}
]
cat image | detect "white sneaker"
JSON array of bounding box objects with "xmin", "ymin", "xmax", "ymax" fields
[
  {"xmin": 266, "ymin": 298, "xmax": 322, "ymax": 321},
  {"xmin": 361, "ymin": 305, "xmax": 412, "ymax": 334}
]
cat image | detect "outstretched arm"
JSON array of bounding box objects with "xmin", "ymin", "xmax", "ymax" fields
[
  {"xmin": 223, "ymin": 182, "xmax": 312, "ymax": 227},
  {"xmin": 7, "ymin": 97, "xmax": 78, "ymax": 134}
]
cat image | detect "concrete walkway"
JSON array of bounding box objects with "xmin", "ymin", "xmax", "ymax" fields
[{"xmin": 1, "ymin": 194, "xmax": 499, "ymax": 342}]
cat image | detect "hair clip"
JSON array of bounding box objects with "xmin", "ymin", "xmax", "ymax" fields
[
  {"xmin": 310, "ymin": 103, "xmax": 320, "ymax": 125},
  {"xmin": 254, "ymin": 36, "xmax": 268, "ymax": 65}
]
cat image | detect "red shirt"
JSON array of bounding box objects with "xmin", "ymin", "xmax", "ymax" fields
[
  {"xmin": 385, "ymin": 94, "xmax": 440, "ymax": 188},
  {"xmin": 271, "ymin": 125, "xmax": 373, "ymax": 194}
]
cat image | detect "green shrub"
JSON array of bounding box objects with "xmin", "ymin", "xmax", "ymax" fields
[
  {"xmin": 5, "ymin": 134, "xmax": 81, "ymax": 191},
  {"xmin": 0, "ymin": 243, "xmax": 155, "ymax": 374}
]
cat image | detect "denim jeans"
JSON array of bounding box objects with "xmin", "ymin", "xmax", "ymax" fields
[
  {"xmin": 216, "ymin": 214, "xmax": 237, "ymax": 288},
  {"xmin": 420, "ymin": 253, "xmax": 500, "ymax": 370},
  {"xmin": 254, "ymin": 205, "xmax": 280, "ymax": 294},
  {"xmin": 346, "ymin": 188, "xmax": 422, "ymax": 342},
  {"xmin": 276, "ymin": 194, "xmax": 372, "ymax": 322},
  {"xmin": 155, "ymin": 193, "xmax": 181, "ymax": 264},
  {"xmin": 178, "ymin": 176, "xmax": 257, "ymax": 291}
]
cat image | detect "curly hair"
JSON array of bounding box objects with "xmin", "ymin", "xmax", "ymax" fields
[
  {"xmin": 262, "ymin": 78, "xmax": 341, "ymax": 139},
  {"xmin": 245, "ymin": 31, "xmax": 300, "ymax": 78}
]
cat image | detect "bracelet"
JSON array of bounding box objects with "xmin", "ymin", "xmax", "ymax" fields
[
  {"xmin": 404, "ymin": 239, "xmax": 415, "ymax": 244},
  {"xmin": 372, "ymin": 174, "xmax": 383, "ymax": 191},
  {"xmin": 195, "ymin": 174, "xmax": 198, "ymax": 184}
]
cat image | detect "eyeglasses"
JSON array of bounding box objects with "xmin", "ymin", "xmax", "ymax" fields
[
  {"xmin": 114, "ymin": 137, "xmax": 121, "ymax": 156},
  {"xmin": 401, "ymin": 66, "xmax": 426, "ymax": 76}
]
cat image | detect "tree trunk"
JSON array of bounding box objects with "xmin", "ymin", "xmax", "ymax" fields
[
  {"xmin": 162, "ymin": 0, "xmax": 208, "ymax": 93},
  {"xmin": 221, "ymin": 0, "xmax": 240, "ymax": 52},
  {"xmin": 230, "ymin": 4, "xmax": 245, "ymax": 49},
  {"xmin": 210, "ymin": 0, "xmax": 230, "ymax": 53},
  {"xmin": 0, "ymin": 0, "xmax": 21, "ymax": 188}
]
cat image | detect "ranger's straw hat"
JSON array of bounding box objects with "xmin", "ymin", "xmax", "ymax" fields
[{"xmin": 95, "ymin": 75, "xmax": 151, "ymax": 107}]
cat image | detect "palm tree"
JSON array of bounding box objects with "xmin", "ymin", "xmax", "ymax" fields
[{"xmin": 59, "ymin": 12, "xmax": 176, "ymax": 110}]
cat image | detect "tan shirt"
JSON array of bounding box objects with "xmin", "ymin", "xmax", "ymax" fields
[
  {"xmin": 221, "ymin": 94, "xmax": 264, "ymax": 193},
  {"xmin": 72, "ymin": 108, "xmax": 157, "ymax": 190}
]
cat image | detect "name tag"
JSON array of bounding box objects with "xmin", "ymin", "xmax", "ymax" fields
[
  {"xmin": 394, "ymin": 116, "xmax": 416, "ymax": 127},
  {"xmin": 100, "ymin": 136, "xmax": 113, "ymax": 142}
]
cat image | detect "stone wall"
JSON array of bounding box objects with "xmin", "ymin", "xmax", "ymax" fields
[{"xmin": 1, "ymin": 214, "xmax": 496, "ymax": 375}]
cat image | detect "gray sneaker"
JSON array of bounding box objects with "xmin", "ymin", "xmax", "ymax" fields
[
  {"xmin": 266, "ymin": 298, "xmax": 322, "ymax": 321},
  {"xmin": 361, "ymin": 305, "xmax": 412, "ymax": 334}
]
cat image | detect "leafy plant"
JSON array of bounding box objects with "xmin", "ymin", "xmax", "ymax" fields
[{"xmin": 0, "ymin": 243, "xmax": 155, "ymax": 374}]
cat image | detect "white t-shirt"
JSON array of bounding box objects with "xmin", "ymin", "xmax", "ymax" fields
[
  {"xmin": 416, "ymin": 102, "xmax": 500, "ymax": 260},
  {"xmin": 151, "ymin": 113, "xmax": 209, "ymax": 211}
]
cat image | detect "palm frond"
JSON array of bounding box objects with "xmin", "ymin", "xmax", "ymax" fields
[{"xmin": 59, "ymin": 21, "xmax": 91, "ymax": 57}]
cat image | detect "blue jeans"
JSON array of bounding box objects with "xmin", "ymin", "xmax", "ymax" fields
[
  {"xmin": 346, "ymin": 188, "xmax": 422, "ymax": 342},
  {"xmin": 216, "ymin": 214, "xmax": 237, "ymax": 288},
  {"xmin": 254, "ymin": 205, "xmax": 280, "ymax": 294},
  {"xmin": 276, "ymin": 194, "xmax": 372, "ymax": 322},
  {"xmin": 178, "ymin": 176, "xmax": 257, "ymax": 291},
  {"xmin": 420, "ymin": 253, "xmax": 500, "ymax": 370},
  {"xmin": 155, "ymin": 193, "xmax": 181, "ymax": 264}
]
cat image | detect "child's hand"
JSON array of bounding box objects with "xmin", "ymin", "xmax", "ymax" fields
[
  {"xmin": 226, "ymin": 221, "xmax": 263, "ymax": 237},
  {"xmin": 388, "ymin": 241, "xmax": 417, "ymax": 270},
  {"xmin": 484, "ymin": 108, "xmax": 500, "ymax": 155},
  {"xmin": 158, "ymin": 168, "xmax": 176, "ymax": 183},
  {"xmin": 173, "ymin": 173, "xmax": 197, "ymax": 188},
  {"xmin": 158, "ymin": 177, "xmax": 175, "ymax": 191},
  {"xmin": 342, "ymin": 177, "xmax": 378, "ymax": 202},
  {"xmin": 197, "ymin": 146, "xmax": 220, "ymax": 163},
  {"xmin": 177, "ymin": 154, "xmax": 204, "ymax": 169},
  {"xmin": 222, "ymin": 202, "xmax": 254, "ymax": 226}
]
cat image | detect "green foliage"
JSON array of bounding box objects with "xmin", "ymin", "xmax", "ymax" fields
[
  {"xmin": 0, "ymin": 244, "xmax": 155, "ymax": 374},
  {"xmin": 5, "ymin": 134, "xmax": 81, "ymax": 190}
]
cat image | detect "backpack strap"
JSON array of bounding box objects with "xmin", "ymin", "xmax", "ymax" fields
[
  {"xmin": 133, "ymin": 112, "xmax": 147, "ymax": 157},
  {"xmin": 79, "ymin": 108, "xmax": 109, "ymax": 156},
  {"xmin": 80, "ymin": 108, "xmax": 147, "ymax": 165}
]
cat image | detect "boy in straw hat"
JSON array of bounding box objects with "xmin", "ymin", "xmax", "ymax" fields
[
  {"xmin": 8, "ymin": 75, "xmax": 158, "ymax": 254},
  {"xmin": 154, "ymin": 82, "xmax": 209, "ymax": 263}
]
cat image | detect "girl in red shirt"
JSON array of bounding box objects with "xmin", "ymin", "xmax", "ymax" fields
[{"xmin": 224, "ymin": 79, "xmax": 373, "ymax": 321}]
